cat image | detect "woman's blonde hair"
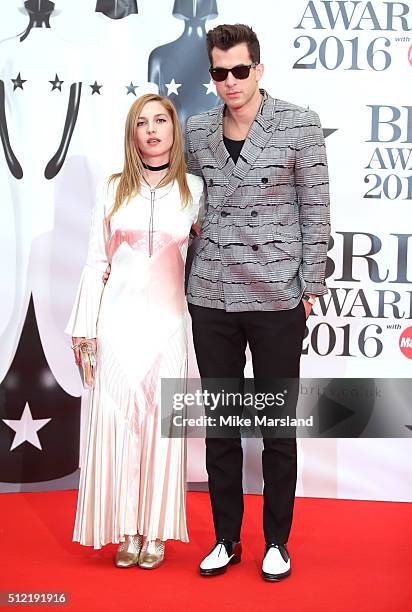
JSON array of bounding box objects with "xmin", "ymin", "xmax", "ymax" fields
[{"xmin": 107, "ymin": 94, "xmax": 191, "ymax": 220}]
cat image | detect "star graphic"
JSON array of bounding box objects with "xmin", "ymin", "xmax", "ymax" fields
[
  {"xmin": 203, "ymin": 78, "xmax": 217, "ymax": 96},
  {"xmin": 165, "ymin": 78, "xmax": 181, "ymax": 96},
  {"xmin": 90, "ymin": 81, "xmax": 103, "ymax": 95},
  {"xmin": 2, "ymin": 402, "xmax": 51, "ymax": 451},
  {"xmin": 125, "ymin": 81, "xmax": 138, "ymax": 96},
  {"xmin": 11, "ymin": 72, "xmax": 27, "ymax": 91},
  {"xmin": 49, "ymin": 73, "xmax": 64, "ymax": 92},
  {"xmin": 323, "ymin": 128, "xmax": 337, "ymax": 138}
]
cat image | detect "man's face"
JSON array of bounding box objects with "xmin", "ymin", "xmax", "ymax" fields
[{"xmin": 210, "ymin": 42, "xmax": 263, "ymax": 111}]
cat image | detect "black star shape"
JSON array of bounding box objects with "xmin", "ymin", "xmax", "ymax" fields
[
  {"xmin": 323, "ymin": 128, "xmax": 337, "ymax": 139},
  {"xmin": 11, "ymin": 72, "xmax": 27, "ymax": 91},
  {"xmin": 90, "ymin": 81, "xmax": 103, "ymax": 95},
  {"xmin": 49, "ymin": 73, "xmax": 64, "ymax": 92},
  {"xmin": 125, "ymin": 81, "xmax": 138, "ymax": 96}
]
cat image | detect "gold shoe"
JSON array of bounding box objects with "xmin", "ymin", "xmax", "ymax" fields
[
  {"xmin": 138, "ymin": 539, "xmax": 165, "ymax": 569},
  {"xmin": 114, "ymin": 534, "xmax": 143, "ymax": 568}
]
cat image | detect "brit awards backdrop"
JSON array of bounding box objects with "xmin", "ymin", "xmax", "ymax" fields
[{"xmin": 0, "ymin": 0, "xmax": 411, "ymax": 502}]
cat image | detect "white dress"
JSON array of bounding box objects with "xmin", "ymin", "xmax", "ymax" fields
[{"xmin": 65, "ymin": 173, "xmax": 204, "ymax": 549}]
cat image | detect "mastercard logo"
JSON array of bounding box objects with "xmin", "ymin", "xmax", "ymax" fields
[
  {"xmin": 409, "ymin": 45, "xmax": 412, "ymax": 67},
  {"xmin": 399, "ymin": 326, "xmax": 412, "ymax": 359}
]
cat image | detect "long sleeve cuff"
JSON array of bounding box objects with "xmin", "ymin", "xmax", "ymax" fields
[
  {"xmin": 303, "ymin": 280, "xmax": 329, "ymax": 296},
  {"xmin": 65, "ymin": 265, "xmax": 104, "ymax": 338}
]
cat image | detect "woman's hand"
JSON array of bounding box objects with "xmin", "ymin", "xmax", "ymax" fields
[
  {"xmin": 71, "ymin": 337, "xmax": 97, "ymax": 365},
  {"xmin": 71, "ymin": 337, "xmax": 84, "ymax": 365},
  {"xmin": 190, "ymin": 223, "xmax": 201, "ymax": 238}
]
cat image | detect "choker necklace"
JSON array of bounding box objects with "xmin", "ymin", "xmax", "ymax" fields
[{"xmin": 142, "ymin": 162, "xmax": 170, "ymax": 172}]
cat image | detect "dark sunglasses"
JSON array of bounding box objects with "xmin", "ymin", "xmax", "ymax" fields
[{"xmin": 209, "ymin": 62, "xmax": 259, "ymax": 82}]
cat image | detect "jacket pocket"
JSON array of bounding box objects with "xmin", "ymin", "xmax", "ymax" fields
[{"xmin": 270, "ymin": 232, "xmax": 302, "ymax": 262}]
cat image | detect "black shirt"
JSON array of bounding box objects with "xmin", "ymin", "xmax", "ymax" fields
[{"xmin": 223, "ymin": 135, "xmax": 245, "ymax": 164}]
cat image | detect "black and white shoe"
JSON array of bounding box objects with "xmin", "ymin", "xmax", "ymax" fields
[
  {"xmin": 199, "ymin": 539, "xmax": 242, "ymax": 576},
  {"xmin": 261, "ymin": 543, "xmax": 291, "ymax": 581}
]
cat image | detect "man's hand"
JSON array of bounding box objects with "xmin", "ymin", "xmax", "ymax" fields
[
  {"xmin": 102, "ymin": 263, "xmax": 111, "ymax": 285},
  {"xmin": 302, "ymin": 295, "xmax": 317, "ymax": 319},
  {"xmin": 302, "ymin": 300, "xmax": 313, "ymax": 319}
]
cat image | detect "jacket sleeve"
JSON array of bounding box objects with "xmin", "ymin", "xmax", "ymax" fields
[
  {"xmin": 295, "ymin": 109, "xmax": 331, "ymax": 296},
  {"xmin": 65, "ymin": 181, "xmax": 111, "ymax": 338}
]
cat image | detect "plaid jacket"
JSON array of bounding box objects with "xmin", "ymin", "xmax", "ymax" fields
[{"xmin": 186, "ymin": 89, "xmax": 330, "ymax": 312}]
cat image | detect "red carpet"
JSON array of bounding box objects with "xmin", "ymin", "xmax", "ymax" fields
[{"xmin": 0, "ymin": 491, "xmax": 410, "ymax": 611}]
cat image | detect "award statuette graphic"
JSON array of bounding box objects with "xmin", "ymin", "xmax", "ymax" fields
[
  {"xmin": 0, "ymin": 298, "xmax": 80, "ymax": 484},
  {"xmin": 0, "ymin": 0, "xmax": 82, "ymax": 181},
  {"xmin": 148, "ymin": 0, "xmax": 220, "ymax": 130},
  {"xmin": 20, "ymin": 0, "xmax": 55, "ymax": 41},
  {"xmin": 95, "ymin": 0, "xmax": 138, "ymax": 20}
]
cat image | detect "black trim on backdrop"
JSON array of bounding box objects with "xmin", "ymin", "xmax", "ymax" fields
[
  {"xmin": 45, "ymin": 82, "xmax": 82, "ymax": 179},
  {"xmin": 0, "ymin": 80, "xmax": 23, "ymax": 179}
]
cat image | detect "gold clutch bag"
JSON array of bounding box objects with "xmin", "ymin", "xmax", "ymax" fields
[{"xmin": 78, "ymin": 340, "xmax": 97, "ymax": 389}]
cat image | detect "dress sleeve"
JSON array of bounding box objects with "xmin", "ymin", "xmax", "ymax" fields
[
  {"xmin": 187, "ymin": 176, "xmax": 206, "ymax": 250},
  {"xmin": 193, "ymin": 190, "xmax": 206, "ymax": 227},
  {"xmin": 65, "ymin": 181, "xmax": 111, "ymax": 338},
  {"xmin": 188, "ymin": 174, "xmax": 206, "ymax": 224}
]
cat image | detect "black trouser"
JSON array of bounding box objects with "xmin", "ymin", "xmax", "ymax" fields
[{"xmin": 188, "ymin": 301, "xmax": 306, "ymax": 545}]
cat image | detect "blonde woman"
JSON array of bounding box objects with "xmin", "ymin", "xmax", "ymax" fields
[{"xmin": 65, "ymin": 94, "xmax": 204, "ymax": 568}]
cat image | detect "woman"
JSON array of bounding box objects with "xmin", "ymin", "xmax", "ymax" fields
[{"xmin": 65, "ymin": 93, "xmax": 204, "ymax": 568}]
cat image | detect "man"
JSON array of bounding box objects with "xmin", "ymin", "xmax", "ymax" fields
[{"xmin": 185, "ymin": 24, "xmax": 330, "ymax": 581}]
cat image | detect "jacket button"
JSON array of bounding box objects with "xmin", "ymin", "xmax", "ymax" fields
[
  {"xmin": 252, "ymin": 245, "xmax": 259, "ymax": 251},
  {"xmin": 261, "ymin": 177, "xmax": 268, "ymax": 184},
  {"xmin": 251, "ymin": 210, "xmax": 258, "ymax": 217},
  {"xmin": 209, "ymin": 179, "xmax": 214, "ymax": 187}
]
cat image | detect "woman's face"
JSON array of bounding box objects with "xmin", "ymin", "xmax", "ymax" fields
[{"xmin": 135, "ymin": 100, "xmax": 174, "ymax": 163}]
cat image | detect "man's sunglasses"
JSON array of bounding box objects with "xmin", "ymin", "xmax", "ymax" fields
[{"xmin": 209, "ymin": 62, "xmax": 259, "ymax": 82}]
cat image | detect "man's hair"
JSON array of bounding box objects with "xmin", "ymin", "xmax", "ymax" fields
[{"xmin": 206, "ymin": 24, "xmax": 260, "ymax": 65}]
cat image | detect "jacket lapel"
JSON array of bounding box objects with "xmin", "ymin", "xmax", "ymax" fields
[
  {"xmin": 206, "ymin": 105, "xmax": 235, "ymax": 179},
  {"xmin": 225, "ymin": 90, "xmax": 281, "ymax": 198}
]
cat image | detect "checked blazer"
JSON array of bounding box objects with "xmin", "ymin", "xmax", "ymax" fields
[{"xmin": 185, "ymin": 89, "xmax": 331, "ymax": 312}]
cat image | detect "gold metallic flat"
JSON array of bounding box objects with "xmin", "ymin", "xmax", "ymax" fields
[
  {"xmin": 114, "ymin": 534, "xmax": 143, "ymax": 568},
  {"xmin": 138, "ymin": 539, "xmax": 165, "ymax": 569}
]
